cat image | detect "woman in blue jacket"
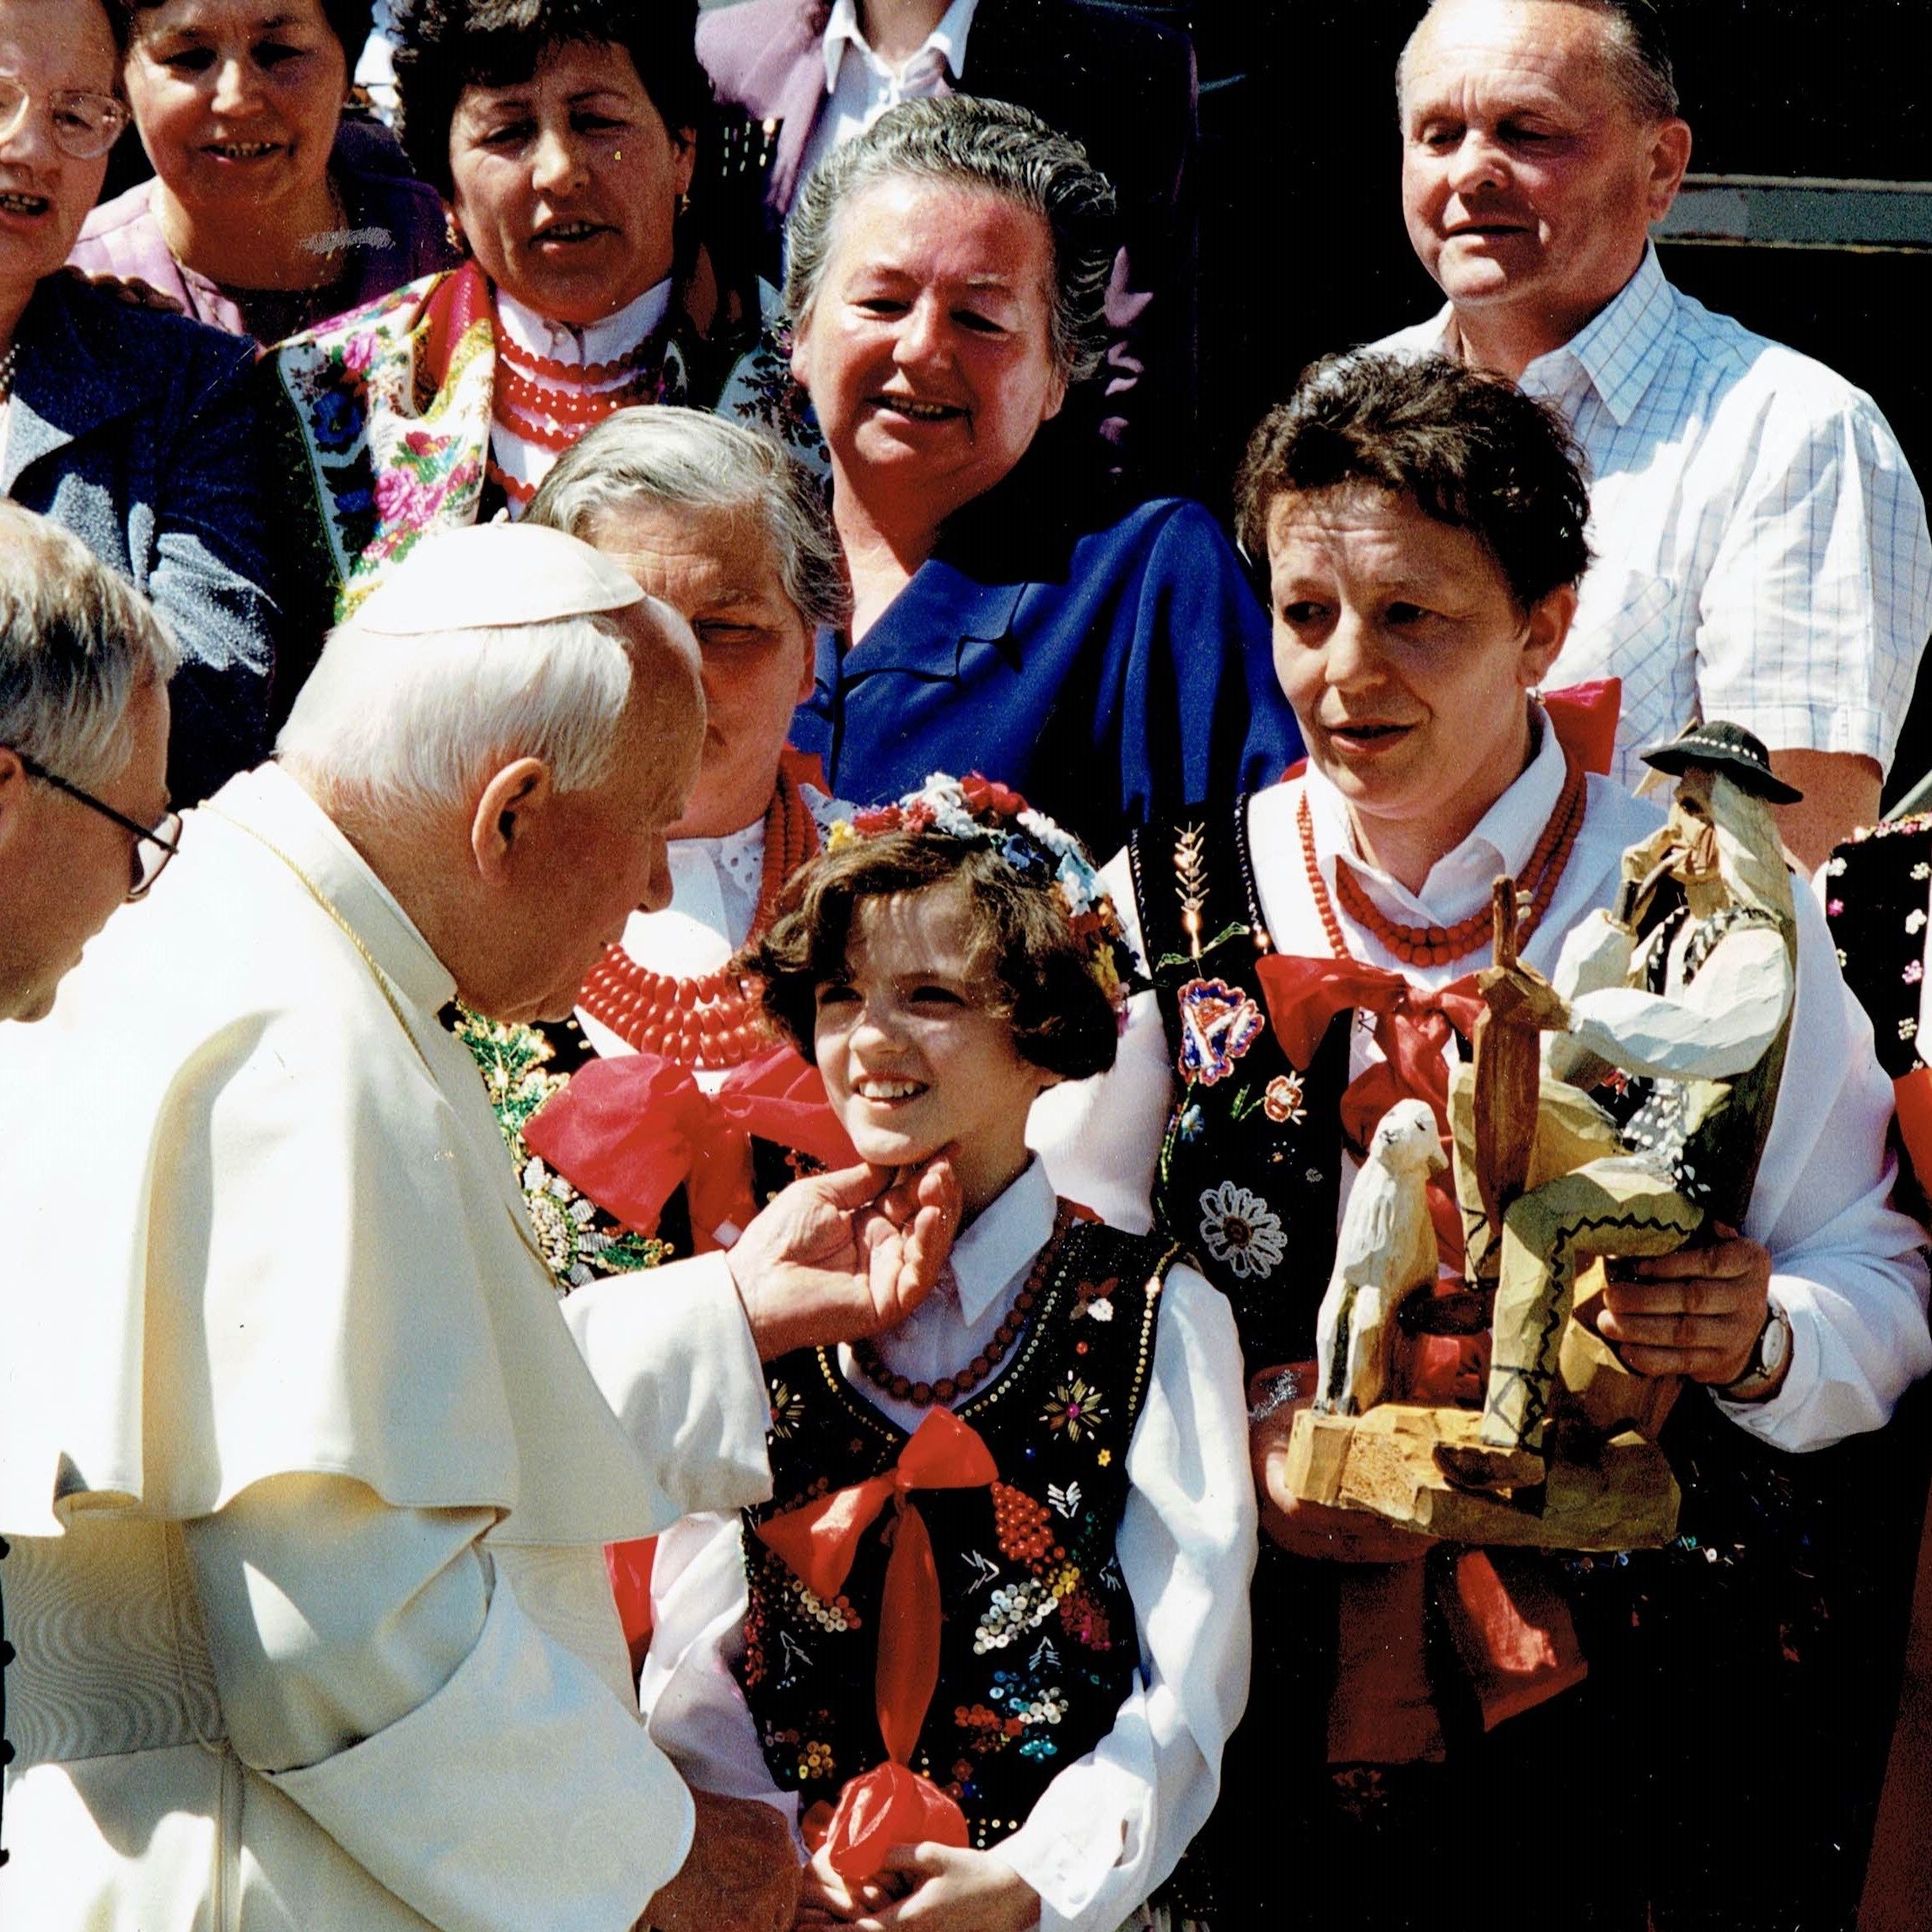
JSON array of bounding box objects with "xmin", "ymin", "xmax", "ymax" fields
[{"xmin": 783, "ymin": 95, "xmax": 1299, "ymax": 863}]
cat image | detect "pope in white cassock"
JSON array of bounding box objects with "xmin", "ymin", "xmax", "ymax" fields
[{"xmin": 0, "ymin": 525, "xmax": 958, "ymax": 1932}]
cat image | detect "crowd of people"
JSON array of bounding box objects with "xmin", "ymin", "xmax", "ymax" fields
[{"xmin": 2, "ymin": 1, "xmax": 1929, "ymax": 1929}]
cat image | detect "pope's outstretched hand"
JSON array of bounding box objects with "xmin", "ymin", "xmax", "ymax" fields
[
  {"xmin": 727, "ymin": 1151, "xmax": 963, "ymax": 1360},
  {"xmin": 639, "ymin": 1789, "xmax": 799, "ymax": 1932}
]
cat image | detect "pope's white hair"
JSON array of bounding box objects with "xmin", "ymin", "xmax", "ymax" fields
[{"xmin": 277, "ymin": 606, "xmax": 637, "ymax": 816}]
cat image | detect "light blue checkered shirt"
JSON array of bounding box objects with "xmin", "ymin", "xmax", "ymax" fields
[{"xmin": 1375, "ymin": 245, "xmax": 1932, "ymax": 788}]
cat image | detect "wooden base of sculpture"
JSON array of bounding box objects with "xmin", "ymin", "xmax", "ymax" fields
[{"xmin": 1284, "ymin": 1403, "xmax": 1680, "ymax": 1551}]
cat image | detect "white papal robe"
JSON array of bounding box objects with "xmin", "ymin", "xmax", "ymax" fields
[{"xmin": 0, "ymin": 762, "xmax": 774, "ymax": 1931}]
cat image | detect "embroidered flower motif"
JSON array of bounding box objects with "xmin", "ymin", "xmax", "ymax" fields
[
  {"xmin": 1176, "ymin": 977, "xmax": 1265, "ymax": 1086},
  {"xmin": 767, "ymin": 1380, "xmax": 806, "ymax": 1440},
  {"xmin": 1263, "ymin": 1072, "xmax": 1308, "ymax": 1125},
  {"xmin": 1906, "ymin": 961, "xmax": 1924, "ymax": 985},
  {"xmin": 798, "ymin": 1741, "xmax": 835, "ymax": 1780},
  {"xmin": 1041, "ymin": 1377, "xmax": 1108, "ymax": 1442},
  {"xmin": 1197, "ymin": 1181, "xmax": 1288, "ymax": 1280},
  {"xmin": 1095, "ymin": 1449, "xmax": 1112, "ymax": 1466},
  {"xmin": 1827, "ymin": 899, "xmax": 1845, "ymax": 918},
  {"xmin": 374, "ymin": 464, "xmax": 439, "ymax": 527},
  {"xmin": 341, "ymin": 331, "xmax": 377, "ymax": 374},
  {"xmin": 1916, "ymin": 863, "xmax": 1931, "ymax": 881},
  {"xmin": 1176, "ymin": 1102, "xmax": 1204, "ymax": 1143},
  {"xmin": 311, "ymin": 387, "xmax": 363, "ymax": 452},
  {"xmin": 1910, "ymin": 909, "xmax": 1928, "ymax": 934},
  {"xmin": 972, "ymin": 1577, "xmax": 1057, "ymax": 1654},
  {"xmin": 1072, "ymin": 1277, "xmax": 1117, "ymax": 1321}
]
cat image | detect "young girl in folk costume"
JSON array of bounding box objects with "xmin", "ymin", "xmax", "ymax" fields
[{"xmin": 642, "ymin": 776, "xmax": 1255, "ymax": 1932}]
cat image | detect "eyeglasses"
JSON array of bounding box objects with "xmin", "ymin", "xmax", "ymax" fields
[
  {"xmin": 16, "ymin": 751, "xmax": 182, "ymax": 900},
  {"xmin": 0, "ymin": 78, "xmax": 130, "ymax": 162}
]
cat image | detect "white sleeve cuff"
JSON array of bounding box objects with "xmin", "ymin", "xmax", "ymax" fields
[
  {"xmin": 563, "ymin": 1254, "xmax": 772, "ymax": 1524},
  {"xmin": 269, "ymin": 1568, "xmax": 690, "ymax": 1932}
]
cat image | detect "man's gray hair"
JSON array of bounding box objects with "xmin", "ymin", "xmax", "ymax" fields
[
  {"xmin": 0, "ymin": 503, "xmax": 178, "ymax": 788},
  {"xmin": 527, "ymin": 408, "xmax": 853, "ymax": 634},
  {"xmin": 277, "ymin": 606, "xmax": 636, "ymax": 819},
  {"xmin": 784, "ymin": 94, "xmax": 1117, "ymax": 386},
  {"xmin": 1402, "ymin": 0, "xmax": 1679, "ymax": 125}
]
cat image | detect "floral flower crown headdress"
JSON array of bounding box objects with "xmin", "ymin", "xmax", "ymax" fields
[{"xmin": 826, "ymin": 772, "xmax": 1141, "ymax": 1011}]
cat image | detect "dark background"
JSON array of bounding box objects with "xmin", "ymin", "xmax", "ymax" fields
[{"xmin": 1158, "ymin": 0, "xmax": 1932, "ymax": 795}]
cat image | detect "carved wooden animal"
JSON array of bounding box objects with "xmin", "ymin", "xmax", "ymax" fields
[{"xmin": 1316, "ymin": 1100, "xmax": 1446, "ymax": 1415}]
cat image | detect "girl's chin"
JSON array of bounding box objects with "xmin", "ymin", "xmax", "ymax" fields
[{"xmin": 843, "ymin": 1126, "xmax": 944, "ymax": 1171}]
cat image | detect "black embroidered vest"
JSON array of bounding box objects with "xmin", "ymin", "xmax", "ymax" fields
[
  {"xmin": 734, "ymin": 1219, "xmax": 1172, "ymax": 1849},
  {"xmin": 1130, "ymin": 800, "xmax": 1350, "ymax": 1371}
]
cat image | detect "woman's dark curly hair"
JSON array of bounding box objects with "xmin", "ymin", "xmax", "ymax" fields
[
  {"xmin": 393, "ymin": 0, "xmax": 708, "ymax": 201},
  {"xmin": 108, "ymin": 0, "xmax": 374, "ymax": 61},
  {"xmin": 1234, "ymin": 352, "xmax": 1594, "ymax": 614},
  {"xmin": 746, "ymin": 834, "xmax": 1120, "ymax": 1084}
]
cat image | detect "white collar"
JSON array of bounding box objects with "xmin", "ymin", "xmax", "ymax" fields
[
  {"xmin": 492, "ymin": 277, "xmax": 673, "ymax": 370},
  {"xmin": 202, "ymin": 762, "xmax": 455, "ymax": 1014},
  {"xmin": 822, "ymin": 0, "xmax": 980, "ymax": 91},
  {"xmin": 1300, "ymin": 707, "xmax": 1569, "ymax": 927},
  {"xmin": 1415, "ymin": 244, "xmax": 1672, "ymax": 430},
  {"xmin": 950, "ymin": 1157, "xmax": 1057, "ymax": 1327}
]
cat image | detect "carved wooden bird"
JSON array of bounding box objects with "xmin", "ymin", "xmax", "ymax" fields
[{"xmin": 1315, "ymin": 1100, "xmax": 1446, "ymax": 1416}]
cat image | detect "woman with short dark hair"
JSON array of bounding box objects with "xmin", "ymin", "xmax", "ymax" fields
[
  {"xmin": 1037, "ymin": 348, "xmax": 1927, "ymax": 1929},
  {"xmin": 262, "ymin": 0, "xmax": 799, "ymax": 693}
]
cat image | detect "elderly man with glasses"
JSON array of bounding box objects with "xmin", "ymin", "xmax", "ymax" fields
[
  {"xmin": 0, "ymin": 518, "xmax": 959, "ymax": 1932},
  {"xmin": 0, "ymin": 502, "xmax": 178, "ymax": 1022}
]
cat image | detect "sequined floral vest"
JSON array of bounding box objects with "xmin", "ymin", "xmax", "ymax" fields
[
  {"xmin": 735, "ymin": 1219, "xmax": 1172, "ymax": 1848},
  {"xmin": 1129, "ymin": 802, "xmax": 1350, "ymax": 1371}
]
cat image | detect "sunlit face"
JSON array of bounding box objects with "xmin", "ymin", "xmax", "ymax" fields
[
  {"xmin": 584, "ymin": 499, "xmax": 815, "ymax": 841},
  {"xmin": 814, "ymin": 879, "xmax": 1055, "ymax": 1215},
  {"xmin": 0, "ymin": 675, "xmax": 171, "ymax": 1023},
  {"xmin": 1267, "ymin": 485, "xmax": 1570, "ymax": 858},
  {"xmin": 0, "ymin": 0, "xmax": 120, "ymax": 306},
  {"xmin": 487, "ymin": 611, "xmax": 704, "ymax": 1023},
  {"xmin": 448, "ymin": 37, "xmax": 694, "ymax": 326},
  {"xmin": 124, "ymin": 1, "xmax": 346, "ymax": 234},
  {"xmin": 1399, "ymin": 0, "xmax": 1687, "ymax": 347},
  {"xmin": 790, "ymin": 177, "xmax": 1067, "ymax": 524}
]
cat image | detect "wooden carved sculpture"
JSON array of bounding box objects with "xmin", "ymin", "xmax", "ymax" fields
[{"xmin": 1290, "ymin": 724, "xmax": 1800, "ymax": 1548}]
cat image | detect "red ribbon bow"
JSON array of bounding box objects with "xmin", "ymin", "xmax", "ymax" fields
[
  {"xmin": 1255, "ymin": 955, "xmax": 1487, "ymax": 1266},
  {"xmin": 756, "ymin": 1408, "xmax": 997, "ymax": 1876},
  {"xmin": 523, "ymin": 1045, "xmax": 857, "ymax": 1252}
]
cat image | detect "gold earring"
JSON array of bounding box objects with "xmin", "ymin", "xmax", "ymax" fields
[{"xmin": 614, "ymin": 149, "xmax": 623, "ymax": 161}]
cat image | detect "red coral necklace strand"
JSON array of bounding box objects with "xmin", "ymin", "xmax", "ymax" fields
[
  {"xmin": 853, "ymin": 1203, "xmax": 1076, "ymax": 1408},
  {"xmin": 576, "ymin": 767, "xmax": 817, "ymax": 1070},
  {"xmin": 1300, "ymin": 741, "xmax": 1585, "ymax": 966}
]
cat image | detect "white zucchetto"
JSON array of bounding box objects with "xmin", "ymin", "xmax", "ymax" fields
[{"xmin": 354, "ymin": 523, "xmax": 644, "ymax": 637}]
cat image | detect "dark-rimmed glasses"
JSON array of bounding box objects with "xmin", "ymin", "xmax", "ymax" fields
[
  {"xmin": 0, "ymin": 78, "xmax": 130, "ymax": 162},
  {"xmin": 15, "ymin": 751, "xmax": 181, "ymax": 900}
]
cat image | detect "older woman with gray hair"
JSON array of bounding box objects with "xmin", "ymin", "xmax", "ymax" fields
[
  {"xmin": 453, "ymin": 406, "xmax": 854, "ymax": 1296},
  {"xmin": 783, "ymin": 94, "xmax": 1300, "ymax": 864},
  {"xmin": 0, "ymin": 503, "xmax": 179, "ymax": 1023}
]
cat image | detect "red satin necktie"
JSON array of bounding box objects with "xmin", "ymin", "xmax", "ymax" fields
[
  {"xmin": 756, "ymin": 1407, "xmax": 998, "ymax": 1875},
  {"xmin": 524, "ymin": 1044, "xmax": 857, "ymax": 1251},
  {"xmin": 1256, "ymin": 954, "xmax": 1486, "ymax": 1265}
]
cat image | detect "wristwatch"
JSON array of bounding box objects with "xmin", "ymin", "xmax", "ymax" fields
[{"xmin": 1717, "ymin": 1298, "xmax": 1792, "ymax": 1403}]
